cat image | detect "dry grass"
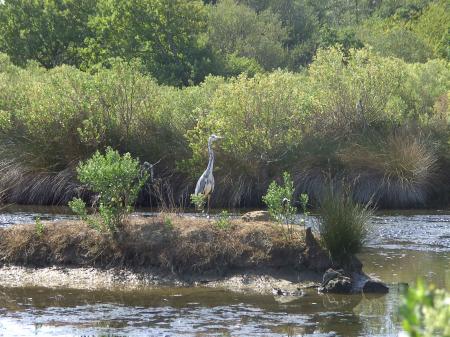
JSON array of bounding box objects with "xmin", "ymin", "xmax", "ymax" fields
[
  {"xmin": 0, "ymin": 158, "xmax": 78, "ymax": 205},
  {"xmin": 337, "ymin": 132, "xmax": 438, "ymax": 208},
  {"xmin": 0, "ymin": 216, "xmax": 311, "ymax": 274}
]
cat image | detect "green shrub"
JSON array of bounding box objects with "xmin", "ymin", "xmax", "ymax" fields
[
  {"xmin": 316, "ymin": 188, "xmax": 372, "ymax": 265},
  {"xmin": 34, "ymin": 217, "xmax": 44, "ymax": 237},
  {"xmin": 190, "ymin": 193, "xmax": 207, "ymax": 212},
  {"xmin": 163, "ymin": 216, "xmax": 174, "ymax": 230},
  {"xmin": 207, "ymin": 0, "xmax": 288, "ymax": 70},
  {"xmin": 400, "ymin": 280, "xmax": 450, "ymax": 337},
  {"xmin": 299, "ymin": 193, "xmax": 310, "ymax": 228},
  {"xmin": 215, "ymin": 210, "xmax": 232, "ymax": 231},
  {"xmin": 69, "ymin": 147, "xmax": 148, "ymax": 233},
  {"xmin": 262, "ymin": 172, "xmax": 297, "ymax": 238}
]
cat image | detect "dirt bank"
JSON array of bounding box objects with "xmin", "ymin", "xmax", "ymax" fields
[{"xmin": 0, "ymin": 215, "xmax": 329, "ymax": 292}]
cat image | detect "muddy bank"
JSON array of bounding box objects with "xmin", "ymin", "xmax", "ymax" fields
[
  {"xmin": 0, "ymin": 215, "xmax": 330, "ymax": 292},
  {"xmin": 0, "ymin": 215, "xmax": 388, "ymax": 294},
  {"xmin": 0, "ymin": 265, "xmax": 321, "ymax": 294}
]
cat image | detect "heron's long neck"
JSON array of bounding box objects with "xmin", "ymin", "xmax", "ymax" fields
[{"xmin": 206, "ymin": 140, "xmax": 214, "ymax": 172}]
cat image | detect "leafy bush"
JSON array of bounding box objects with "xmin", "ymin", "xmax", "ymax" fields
[
  {"xmin": 69, "ymin": 148, "xmax": 148, "ymax": 233},
  {"xmin": 207, "ymin": 0, "xmax": 288, "ymax": 70},
  {"xmin": 316, "ymin": 188, "xmax": 372, "ymax": 265},
  {"xmin": 299, "ymin": 193, "xmax": 310, "ymax": 228},
  {"xmin": 190, "ymin": 193, "xmax": 207, "ymax": 212},
  {"xmin": 215, "ymin": 210, "xmax": 232, "ymax": 231},
  {"xmin": 34, "ymin": 217, "xmax": 44, "ymax": 237},
  {"xmin": 186, "ymin": 71, "xmax": 310, "ymax": 205},
  {"xmin": 0, "ymin": 45, "xmax": 449, "ymax": 208},
  {"xmin": 262, "ymin": 172, "xmax": 297, "ymax": 238},
  {"xmin": 400, "ymin": 280, "xmax": 450, "ymax": 337}
]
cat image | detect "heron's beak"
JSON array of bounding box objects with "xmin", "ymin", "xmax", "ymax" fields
[{"xmin": 216, "ymin": 136, "xmax": 224, "ymax": 140}]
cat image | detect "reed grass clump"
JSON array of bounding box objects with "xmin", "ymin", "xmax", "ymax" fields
[
  {"xmin": 338, "ymin": 132, "xmax": 438, "ymax": 207},
  {"xmin": 316, "ymin": 189, "xmax": 373, "ymax": 265}
]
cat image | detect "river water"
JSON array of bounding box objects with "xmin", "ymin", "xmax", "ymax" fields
[{"xmin": 0, "ymin": 206, "xmax": 449, "ymax": 337}]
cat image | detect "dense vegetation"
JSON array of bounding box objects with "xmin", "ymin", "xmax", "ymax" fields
[
  {"xmin": 0, "ymin": 0, "xmax": 448, "ymax": 208},
  {"xmin": 400, "ymin": 280, "xmax": 450, "ymax": 337}
]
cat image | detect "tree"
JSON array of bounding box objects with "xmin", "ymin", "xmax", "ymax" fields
[
  {"xmin": 0, "ymin": 0, "xmax": 96, "ymax": 68},
  {"xmin": 207, "ymin": 0, "xmax": 288, "ymax": 70},
  {"xmin": 414, "ymin": 0, "xmax": 450, "ymax": 59},
  {"xmin": 83, "ymin": 0, "xmax": 212, "ymax": 86}
]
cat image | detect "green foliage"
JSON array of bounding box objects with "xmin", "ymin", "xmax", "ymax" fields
[
  {"xmin": 0, "ymin": 41, "xmax": 448, "ymax": 208},
  {"xmin": 71, "ymin": 148, "xmax": 148, "ymax": 233},
  {"xmin": 299, "ymin": 193, "xmax": 310, "ymax": 228},
  {"xmin": 191, "ymin": 193, "xmax": 207, "ymax": 212},
  {"xmin": 69, "ymin": 198, "xmax": 88, "ymax": 221},
  {"xmin": 83, "ymin": 0, "xmax": 211, "ymax": 86},
  {"xmin": 164, "ymin": 216, "xmax": 174, "ymax": 231},
  {"xmin": 413, "ymin": 0, "xmax": 450, "ymax": 59},
  {"xmin": 400, "ymin": 280, "xmax": 450, "ymax": 337},
  {"xmin": 186, "ymin": 70, "xmax": 310, "ymax": 191},
  {"xmin": 215, "ymin": 210, "xmax": 232, "ymax": 231},
  {"xmin": 262, "ymin": 172, "xmax": 297, "ymax": 238},
  {"xmin": 0, "ymin": 0, "xmax": 96, "ymax": 68},
  {"xmin": 316, "ymin": 189, "xmax": 372, "ymax": 265},
  {"xmin": 207, "ymin": 0, "xmax": 288, "ymax": 71},
  {"xmin": 34, "ymin": 217, "xmax": 44, "ymax": 237},
  {"xmin": 359, "ymin": 25, "xmax": 433, "ymax": 63}
]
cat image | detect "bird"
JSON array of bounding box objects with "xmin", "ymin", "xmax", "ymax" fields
[{"xmin": 194, "ymin": 134, "xmax": 223, "ymax": 215}]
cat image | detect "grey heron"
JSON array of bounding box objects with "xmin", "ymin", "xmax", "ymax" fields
[{"xmin": 194, "ymin": 134, "xmax": 223, "ymax": 214}]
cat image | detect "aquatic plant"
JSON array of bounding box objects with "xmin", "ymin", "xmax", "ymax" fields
[
  {"xmin": 316, "ymin": 188, "xmax": 372, "ymax": 265},
  {"xmin": 69, "ymin": 148, "xmax": 148, "ymax": 233},
  {"xmin": 400, "ymin": 280, "xmax": 450, "ymax": 337}
]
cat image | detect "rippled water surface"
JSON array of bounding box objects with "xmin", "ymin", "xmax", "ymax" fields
[{"xmin": 0, "ymin": 207, "xmax": 449, "ymax": 337}]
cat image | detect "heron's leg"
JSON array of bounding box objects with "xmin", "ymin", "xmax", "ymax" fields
[{"xmin": 207, "ymin": 195, "xmax": 211, "ymax": 218}]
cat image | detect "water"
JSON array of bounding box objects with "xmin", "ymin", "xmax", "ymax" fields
[{"xmin": 0, "ymin": 207, "xmax": 449, "ymax": 337}]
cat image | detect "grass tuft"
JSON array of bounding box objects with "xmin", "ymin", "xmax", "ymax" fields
[{"xmin": 316, "ymin": 187, "xmax": 373, "ymax": 266}]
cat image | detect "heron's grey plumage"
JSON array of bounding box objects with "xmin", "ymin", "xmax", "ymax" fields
[{"xmin": 194, "ymin": 134, "xmax": 222, "ymax": 213}]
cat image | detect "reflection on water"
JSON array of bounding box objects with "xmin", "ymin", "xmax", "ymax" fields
[
  {"xmin": 360, "ymin": 249, "xmax": 450, "ymax": 289},
  {"xmin": 0, "ymin": 207, "xmax": 449, "ymax": 336},
  {"xmin": 0, "ymin": 286, "xmax": 403, "ymax": 337}
]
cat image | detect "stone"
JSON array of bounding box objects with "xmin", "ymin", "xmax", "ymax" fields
[
  {"xmin": 319, "ymin": 268, "xmax": 353, "ymax": 294},
  {"xmin": 362, "ymin": 279, "xmax": 389, "ymax": 294},
  {"xmin": 241, "ymin": 211, "xmax": 270, "ymax": 222},
  {"xmin": 322, "ymin": 268, "xmax": 344, "ymax": 284},
  {"xmin": 320, "ymin": 276, "xmax": 352, "ymax": 294}
]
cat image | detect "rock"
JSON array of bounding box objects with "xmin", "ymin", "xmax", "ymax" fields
[
  {"xmin": 362, "ymin": 279, "xmax": 389, "ymax": 294},
  {"xmin": 241, "ymin": 211, "xmax": 270, "ymax": 222},
  {"xmin": 319, "ymin": 268, "xmax": 352, "ymax": 293},
  {"xmin": 299, "ymin": 228, "xmax": 332, "ymax": 272},
  {"xmin": 322, "ymin": 268, "xmax": 344, "ymax": 284},
  {"xmin": 320, "ymin": 275, "xmax": 352, "ymax": 294}
]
